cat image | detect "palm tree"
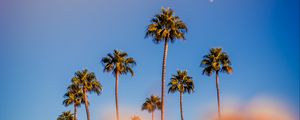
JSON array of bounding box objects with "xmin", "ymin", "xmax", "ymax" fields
[
  {"xmin": 57, "ymin": 111, "xmax": 74, "ymax": 120},
  {"xmin": 168, "ymin": 70, "xmax": 194, "ymax": 120},
  {"xmin": 145, "ymin": 7, "xmax": 188, "ymax": 120},
  {"xmin": 141, "ymin": 95, "xmax": 162, "ymax": 120},
  {"xmin": 101, "ymin": 50, "xmax": 136, "ymax": 120},
  {"xmin": 71, "ymin": 69, "xmax": 103, "ymax": 120},
  {"xmin": 200, "ymin": 48, "xmax": 233, "ymax": 120},
  {"xmin": 63, "ymin": 84, "xmax": 84, "ymax": 120}
]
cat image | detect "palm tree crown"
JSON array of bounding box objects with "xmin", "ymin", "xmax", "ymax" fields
[
  {"xmin": 101, "ymin": 49, "xmax": 136, "ymax": 76},
  {"xmin": 168, "ymin": 70, "xmax": 195, "ymax": 94},
  {"xmin": 71, "ymin": 69, "xmax": 103, "ymax": 94},
  {"xmin": 63, "ymin": 84, "xmax": 83, "ymax": 107},
  {"xmin": 141, "ymin": 95, "xmax": 162, "ymax": 113},
  {"xmin": 71, "ymin": 69, "xmax": 102, "ymax": 120},
  {"xmin": 145, "ymin": 7, "xmax": 188, "ymax": 43},
  {"xmin": 57, "ymin": 111, "xmax": 74, "ymax": 120},
  {"xmin": 200, "ymin": 48, "xmax": 233, "ymax": 76}
]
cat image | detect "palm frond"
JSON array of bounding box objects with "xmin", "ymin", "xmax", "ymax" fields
[
  {"xmin": 200, "ymin": 48, "xmax": 233, "ymax": 76},
  {"xmin": 101, "ymin": 50, "xmax": 136, "ymax": 77},
  {"xmin": 141, "ymin": 95, "xmax": 161, "ymax": 113},
  {"xmin": 70, "ymin": 69, "xmax": 103, "ymax": 97},
  {"xmin": 57, "ymin": 111, "xmax": 74, "ymax": 120},
  {"xmin": 168, "ymin": 70, "xmax": 195, "ymax": 94},
  {"xmin": 145, "ymin": 7, "xmax": 188, "ymax": 44}
]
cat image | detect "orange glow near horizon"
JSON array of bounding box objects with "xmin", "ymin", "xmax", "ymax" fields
[{"xmin": 203, "ymin": 96, "xmax": 296, "ymax": 120}]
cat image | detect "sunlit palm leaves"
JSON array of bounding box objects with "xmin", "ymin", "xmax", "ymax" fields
[
  {"xmin": 200, "ymin": 48, "xmax": 233, "ymax": 76},
  {"xmin": 63, "ymin": 84, "xmax": 83, "ymax": 107},
  {"xmin": 145, "ymin": 7, "xmax": 188, "ymax": 43},
  {"xmin": 57, "ymin": 111, "xmax": 74, "ymax": 120},
  {"xmin": 71, "ymin": 69, "xmax": 103, "ymax": 94},
  {"xmin": 71, "ymin": 69, "xmax": 103, "ymax": 120},
  {"xmin": 142, "ymin": 95, "xmax": 161, "ymax": 113},
  {"xmin": 168, "ymin": 70, "xmax": 195, "ymax": 94},
  {"xmin": 101, "ymin": 50, "xmax": 136, "ymax": 76}
]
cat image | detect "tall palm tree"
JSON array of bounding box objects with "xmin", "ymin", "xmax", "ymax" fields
[
  {"xmin": 168, "ymin": 70, "xmax": 194, "ymax": 120},
  {"xmin": 145, "ymin": 7, "xmax": 188, "ymax": 120},
  {"xmin": 57, "ymin": 111, "xmax": 74, "ymax": 120},
  {"xmin": 200, "ymin": 48, "xmax": 233, "ymax": 120},
  {"xmin": 101, "ymin": 50, "xmax": 136, "ymax": 120},
  {"xmin": 71, "ymin": 69, "xmax": 103, "ymax": 120},
  {"xmin": 63, "ymin": 84, "xmax": 84, "ymax": 120},
  {"xmin": 141, "ymin": 95, "xmax": 162, "ymax": 120}
]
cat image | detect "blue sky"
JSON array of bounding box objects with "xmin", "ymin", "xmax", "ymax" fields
[{"xmin": 0, "ymin": 0, "xmax": 299, "ymax": 120}]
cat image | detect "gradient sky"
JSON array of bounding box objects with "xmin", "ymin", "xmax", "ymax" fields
[{"xmin": 0, "ymin": 0, "xmax": 299, "ymax": 120}]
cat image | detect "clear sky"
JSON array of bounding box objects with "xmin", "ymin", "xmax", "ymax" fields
[{"xmin": 0, "ymin": 0, "xmax": 299, "ymax": 120}]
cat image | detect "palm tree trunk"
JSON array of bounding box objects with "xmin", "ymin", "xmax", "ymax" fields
[
  {"xmin": 115, "ymin": 72, "xmax": 120, "ymax": 120},
  {"xmin": 161, "ymin": 40, "xmax": 168, "ymax": 120},
  {"xmin": 216, "ymin": 71, "xmax": 221, "ymax": 120},
  {"xmin": 74, "ymin": 104, "xmax": 77, "ymax": 120},
  {"xmin": 180, "ymin": 92, "xmax": 184, "ymax": 120},
  {"xmin": 152, "ymin": 111, "xmax": 154, "ymax": 120},
  {"xmin": 83, "ymin": 88, "xmax": 91, "ymax": 120}
]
